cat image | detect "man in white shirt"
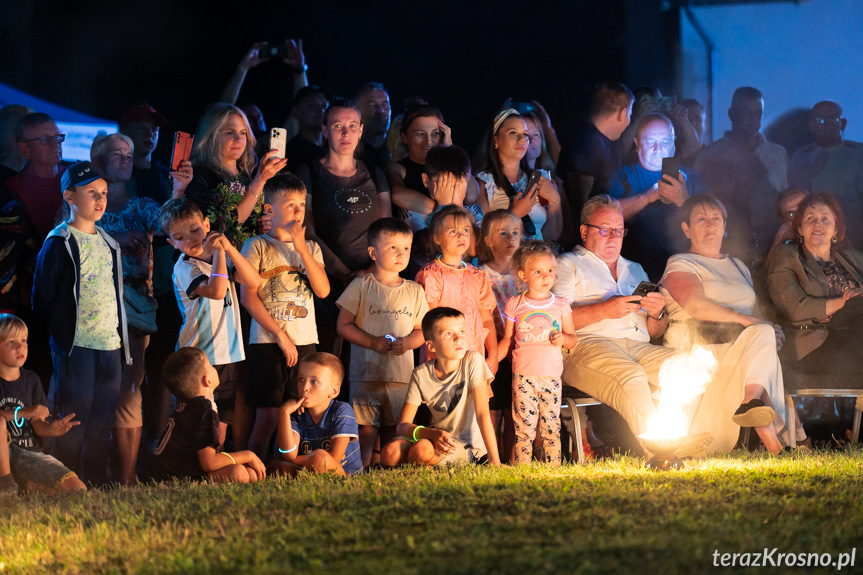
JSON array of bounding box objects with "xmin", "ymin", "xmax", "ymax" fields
[{"xmin": 552, "ymin": 195, "xmax": 674, "ymax": 443}]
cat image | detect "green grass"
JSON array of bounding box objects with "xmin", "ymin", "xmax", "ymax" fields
[{"xmin": 1, "ymin": 449, "xmax": 862, "ymax": 574}]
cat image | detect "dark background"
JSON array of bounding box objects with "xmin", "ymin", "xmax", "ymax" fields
[{"xmin": 0, "ymin": 0, "xmax": 682, "ymax": 162}]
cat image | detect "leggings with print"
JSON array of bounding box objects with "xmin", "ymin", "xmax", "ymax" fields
[{"xmin": 512, "ymin": 374, "xmax": 561, "ymax": 465}]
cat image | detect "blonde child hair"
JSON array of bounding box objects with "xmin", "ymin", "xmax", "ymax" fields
[
  {"xmin": 0, "ymin": 313, "xmax": 27, "ymax": 342},
  {"xmin": 512, "ymin": 240, "xmax": 557, "ymax": 283},
  {"xmin": 476, "ymin": 209, "xmax": 522, "ymax": 265}
]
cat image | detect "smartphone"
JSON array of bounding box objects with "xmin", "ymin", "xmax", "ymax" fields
[
  {"xmin": 661, "ymin": 156, "xmax": 679, "ymax": 182},
  {"xmin": 261, "ymin": 43, "xmax": 287, "ymax": 60},
  {"xmin": 269, "ymin": 127, "xmax": 288, "ymax": 159},
  {"xmin": 522, "ymin": 171, "xmax": 543, "ymax": 199},
  {"xmin": 632, "ymin": 281, "xmax": 659, "ymax": 297},
  {"xmin": 170, "ymin": 132, "xmax": 194, "ymax": 172}
]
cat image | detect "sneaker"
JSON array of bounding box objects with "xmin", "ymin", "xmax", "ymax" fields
[{"xmin": 732, "ymin": 399, "xmax": 775, "ymax": 427}]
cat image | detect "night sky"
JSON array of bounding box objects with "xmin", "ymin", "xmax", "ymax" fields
[{"xmin": 1, "ymin": 0, "xmax": 637, "ymax": 162}]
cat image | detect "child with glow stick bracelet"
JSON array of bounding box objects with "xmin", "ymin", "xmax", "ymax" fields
[{"xmin": 498, "ymin": 241, "xmax": 576, "ymax": 465}]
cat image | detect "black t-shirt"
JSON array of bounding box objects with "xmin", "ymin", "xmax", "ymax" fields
[
  {"xmin": 0, "ymin": 369, "xmax": 46, "ymax": 451},
  {"xmin": 153, "ymin": 396, "xmax": 220, "ymax": 481},
  {"xmin": 296, "ymin": 160, "xmax": 389, "ymax": 272},
  {"xmin": 394, "ymin": 157, "xmax": 429, "ymax": 220},
  {"xmin": 285, "ymin": 135, "xmax": 326, "ymax": 175},
  {"xmin": 356, "ymin": 139, "xmax": 391, "ymax": 171},
  {"xmin": 128, "ymin": 159, "xmax": 172, "ymax": 205},
  {"xmin": 558, "ymin": 121, "xmax": 622, "ymax": 200}
]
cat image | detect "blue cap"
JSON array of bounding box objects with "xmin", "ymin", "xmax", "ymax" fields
[{"xmin": 60, "ymin": 161, "xmax": 101, "ymax": 192}]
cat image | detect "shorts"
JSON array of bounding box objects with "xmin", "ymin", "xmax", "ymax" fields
[
  {"xmin": 213, "ymin": 362, "xmax": 243, "ymax": 424},
  {"xmin": 9, "ymin": 443, "xmax": 78, "ymax": 489},
  {"xmin": 114, "ymin": 384, "xmax": 143, "ymax": 428},
  {"xmin": 434, "ymin": 438, "xmax": 479, "ymax": 466},
  {"xmin": 246, "ymin": 343, "xmax": 316, "ymax": 407},
  {"xmin": 350, "ymin": 381, "xmax": 408, "ymax": 427},
  {"xmin": 489, "ymin": 357, "xmax": 513, "ymax": 411}
]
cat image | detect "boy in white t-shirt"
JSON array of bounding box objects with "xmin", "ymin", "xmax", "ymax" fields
[
  {"xmin": 336, "ymin": 217, "xmax": 429, "ymax": 468},
  {"xmin": 240, "ymin": 174, "xmax": 330, "ymax": 459},
  {"xmin": 159, "ymin": 198, "xmax": 260, "ymax": 447}
]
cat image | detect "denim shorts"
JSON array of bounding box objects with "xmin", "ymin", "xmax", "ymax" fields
[{"xmin": 9, "ymin": 444, "xmax": 78, "ymax": 489}]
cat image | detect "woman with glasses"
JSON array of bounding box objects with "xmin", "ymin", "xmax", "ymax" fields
[
  {"xmin": 659, "ymin": 194, "xmax": 804, "ymax": 454},
  {"xmin": 476, "ymin": 109, "xmax": 562, "ymax": 241}
]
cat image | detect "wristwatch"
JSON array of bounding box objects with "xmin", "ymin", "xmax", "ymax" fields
[{"xmin": 649, "ymin": 308, "xmax": 666, "ymax": 320}]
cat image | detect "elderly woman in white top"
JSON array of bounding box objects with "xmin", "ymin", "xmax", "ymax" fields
[
  {"xmin": 476, "ymin": 109, "xmax": 562, "ymax": 241},
  {"xmin": 660, "ymin": 194, "xmax": 806, "ymax": 454}
]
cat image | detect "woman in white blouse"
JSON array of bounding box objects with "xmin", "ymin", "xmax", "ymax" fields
[
  {"xmin": 660, "ymin": 194, "xmax": 806, "ymax": 454},
  {"xmin": 476, "ymin": 109, "xmax": 562, "ymax": 241}
]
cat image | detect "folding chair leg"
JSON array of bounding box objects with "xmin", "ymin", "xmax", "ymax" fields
[
  {"xmin": 785, "ymin": 394, "xmax": 796, "ymax": 449},
  {"xmin": 851, "ymin": 397, "xmax": 862, "ymax": 446}
]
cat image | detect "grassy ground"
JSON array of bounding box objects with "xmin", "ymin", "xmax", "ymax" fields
[{"xmin": 1, "ymin": 449, "xmax": 861, "ymax": 575}]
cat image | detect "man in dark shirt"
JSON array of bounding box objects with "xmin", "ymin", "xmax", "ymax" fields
[
  {"xmin": 355, "ymin": 82, "xmax": 391, "ymax": 170},
  {"xmin": 285, "ymin": 85, "xmax": 329, "ymax": 174},
  {"xmin": 558, "ymin": 81, "xmax": 634, "ymax": 239}
]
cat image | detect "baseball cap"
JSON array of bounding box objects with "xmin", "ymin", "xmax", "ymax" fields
[
  {"xmin": 119, "ymin": 103, "xmax": 167, "ymax": 127},
  {"xmin": 61, "ymin": 161, "xmax": 102, "ymax": 192}
]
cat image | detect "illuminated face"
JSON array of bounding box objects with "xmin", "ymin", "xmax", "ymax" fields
[
  {"xmin": 682, "ymin": 205, "xmax": 726, "ymax": 253},
  {"xmin": 297, "ymin": 362, "xmax": 338, "ymax": 411},
  {"xmin": 524, "ymin": 118, "xmax": 543, "ymax": 165},
  {"xmin": 122, "ymin": 119, "xmax": 159, "ymax": 156},
  {"xmin": 428, "ymin": 316, "xmax": 468, "ymax": 361},
  {"xmin": 0, "ymin": 330, "xmax": 28, "ymax": 369},
  {"xmin": 203, "ymin": 360, "xmax": 220, "ymax": 394},
  {"xmin": 19, "ymin": 121, "xmax": 62, "ymax": 167},
  {"xmin": 581, "ymin": 207, "xmax": 625, "ymax": 266},
  {"xmin": 359, "ymin": 88, "xmax": 390, "ymax": 136},
  {"xmin": 798, "ymin": 203, "xmax": 837, "ymax": 252},
  {"xmin": 485, "ymin": 217, "xmax": 521, "ymax": 260},
  {"xmin": 435, "ymin": 216, "xmax": 472, "ymax": 258},
  {"xmin": 167, "ymin": 216, "xmax": 211, "ymax": 258},
  {"xmin": 269, "ymin": 192, "xmax": 305, "ymax": 229},
  {"xmin": 401, "ymin": 116, "xmax": 441, "ymax": 163},
  {"xmin": 494, "ymin": 117, "xmax": 529, "ymax": 163},
  {"xmin": 64, "ymin": 178, "xmax": 108, "ymax": 223},
  {"xmin": 219, "ymin": 114, "xmax": 248, "ymax": 164},
  {"xmin": 519, "ymin": 254, "xmax": 556, "ymax": 295},
  {"xmin": 324, "ymin": 107, "xmax": 363, "ymax": 156},
  {"xmin": 102, "ymin": 139, "xmax": 134, "ymax": 183},
  {"xmin": 636, "ymin": 119, "xmax": 675, "ymax": 172},
  {"xmin": 369, "ymin": 232, "xmax": 412, "ymax": 274}
]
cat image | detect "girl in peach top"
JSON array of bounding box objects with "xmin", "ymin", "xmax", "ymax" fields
[{"xmin": 415, "ymin": 206, "xmax": 498, "ymax": 376}]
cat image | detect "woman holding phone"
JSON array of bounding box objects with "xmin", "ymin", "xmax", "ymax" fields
[
  {"xmin": 185, "ymin": 103, "xmax": 286, "ymax": 246},
  {"xmin": 476, "ymin": 109, "xmax": 561, "ymax": 241}
]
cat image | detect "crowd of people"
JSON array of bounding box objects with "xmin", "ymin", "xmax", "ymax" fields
[{"xmin": 1, "ymin": 40, "xmax": 862, "ymax": 494}]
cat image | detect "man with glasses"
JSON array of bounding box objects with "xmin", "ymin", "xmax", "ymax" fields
[
  {"xmin": 790, "ymin": 101, "xmax": 863, "ymax": 247},
  {"xmin": 605, "ymin": 113, "xmax": 691, "ymax": 281},
  {"xmin": 5, "ymin": 113, "xmax": 67, "ymax": 242},
  {"xmin": 552, "ymin": 195, "xmax": 703, "ymax": 456}
]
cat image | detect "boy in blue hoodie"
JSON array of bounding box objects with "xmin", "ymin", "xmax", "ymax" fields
[{"xmin": 32, "ymin": 161, "xmax": 131, "ymax": 486}]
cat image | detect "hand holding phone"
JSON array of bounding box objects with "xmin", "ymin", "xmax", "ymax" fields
[
  {"xmin": 522, "ymin": 171, "xmax": 543, "ymax": 199},
  {"xmin": 269, "ymin": 128, "xmax": 287, "ymax": 160},
  {"xmin": 659, "ymin": 157, "xmax": 679, "ymax": 204},
  {"xmin": 171, "ymin": 132, "xmax": 194, "ymax": 172},
  {"xmin": 632, "ymin": 281, "xmax": 659, "ymax": 297}
]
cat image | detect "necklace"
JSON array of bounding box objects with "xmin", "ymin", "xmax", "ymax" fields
[
  {"xmin": 437, "ymin": 256, "xmax": 465, "ymax": 269},
  {"xmin": 522, "ymin": 293, "xmax": 555, "ymax": 309}
]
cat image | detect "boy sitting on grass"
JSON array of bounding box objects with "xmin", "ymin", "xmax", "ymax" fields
[
  {"xmin": 153, "ymin": 348, "xmax": 266, "ymax": 483},
  {"xmin": 272, "ymin": 352, "xmax": 362, "ymax": 476},
  {"xmin": 0, "ymin": 314, "xmax": 86, "ymax": 496},
  {"xmin": 380, "ymin": 307, "xmax": 501, "ymax": 467}
]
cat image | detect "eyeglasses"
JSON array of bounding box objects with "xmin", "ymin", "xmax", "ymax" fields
[
  {"xmin": 813, "ymin": 116, "xmax": 844, "ymax": 125},
  {"xmin": 782, "ymin": 210, "xmax": 796, "ymax": 222},
  {"xmin": 19, "ymin": 134, "xmax": 65, "ymax": 145},
  {"xmin": 584, "ymin": 223, "xmax": 628, "ymax": 238}
]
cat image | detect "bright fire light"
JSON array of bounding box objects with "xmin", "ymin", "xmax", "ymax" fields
[{"xmin": 640, "ymin": 346, "xmax": 718, "ymax": 440}]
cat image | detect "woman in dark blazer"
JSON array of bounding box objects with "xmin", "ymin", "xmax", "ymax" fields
[{"xmin": 767, "ymin": 192, "xmax": 863, "ymax": 374}]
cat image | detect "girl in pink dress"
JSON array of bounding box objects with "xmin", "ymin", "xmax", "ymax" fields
[
  {"xmin": 478, "ymin": 210, "xmax": 522, "ymax": 462},
  {"xmin": 416, "ymin": 205, "xmax": 498, "ymax": 376},
  {"xmin": 498, "ymin": 241, "xmax": 577, "ymax": 465}
]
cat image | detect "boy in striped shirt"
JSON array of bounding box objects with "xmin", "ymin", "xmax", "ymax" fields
[{"xmin": 159, "ymin": 199, "xmax": 260, "ymax": 447}]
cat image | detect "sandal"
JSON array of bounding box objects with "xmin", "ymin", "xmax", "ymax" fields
[{"xmin": 732, "ymin": 399, "xmax": 775, "ymax": 427}]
